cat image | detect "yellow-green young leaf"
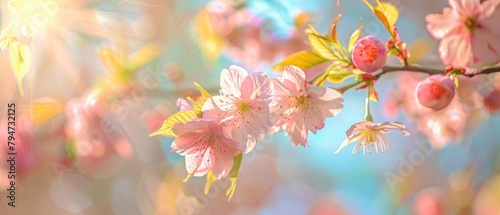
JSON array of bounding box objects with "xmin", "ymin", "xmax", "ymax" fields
[
  {"xmin": 190, "ymin": 82, "xmax": 213, "ymax": 117},
  {"xmin": 194, "ymin": 82, "xmax": 212, "ymax": 98},
  {"xmin": 374, "ymin": 9, "xmax": 393, "ymax": 35},
  {"xmin": 306, "ymin": 26, "xmax": 337, "ymax": 60},
  {"xmin": 327, "ymin": 67, "xmax": 355, "ymax": 84},
  {"xmin": 226, "ymin": 153, "xmax": 243, "ymax": 201},
  {"xmin": 99, "ymin": 49, "xmax": 124, "ymax": 74},
  {"xmin": 10, "ymin": 41, "xmax": 31, "ymax": 96},
  {"xmin": 311, "ymin": 71, "xmax": 329, "ymax": 87},
  {"xmin": 149, "ymin": 110, "xmax": 197, "ymax": 138},
  {"xmin": 272, "ymin": 51, "xmax": 328, "ymax": 72},
  {"xmin": 31, "ymin": 97, "xmax": 64, "ymax": 125},
  {"xmin": 375, "ymin": 0, "xmax": 399, "ymax": 27},
  {"xmin": 329, "ymin": 0, "xmax": 343, "ymax": 44},
  {"xmin": 362, "ymin": 0, "xmax": 399, "ymax": 35},
  {"xmin": 204, "ymin": 171, "xmax": 218, "ymax": 195},
  {"xmin": 126, "ymin": 43, "xmax": 161, "ymax": 72},
  {"xmin": 189, "ymin": 97, "xmax": 207, "ymax": 117},
  {"xmin": 348, "ymin": 20, "xmax": 364, "ymax": 53}
]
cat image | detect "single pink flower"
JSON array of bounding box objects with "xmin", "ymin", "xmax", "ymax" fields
[
  {"xmin": 352, "ymin": 35, "xmax": 388, "ymax": 73},
  {"xmin": 202, "ymin": 65, "xmax": 273, "ymax": 152},
  {"xmin": 416, "ymin": 75, "xmax": 456, "ymax": 111},
  {"xmin": 171, "ymin": 119, "xmax": 243, "ymax": 179},
  {"xmin": 426, "ymin": 0, "xmax": 500, "ymax": 69},
  {"xmin": 334, "ymin": 121, "xmax": 410, "ymax": 155},
  {"xmin": 271, "ymin": 66, "xmax": 343, "ymax": 147}
]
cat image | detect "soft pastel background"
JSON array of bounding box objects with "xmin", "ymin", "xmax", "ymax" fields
[{"xmin": 0, "ymin": 0, "xmax": 500, "ymax": 214}]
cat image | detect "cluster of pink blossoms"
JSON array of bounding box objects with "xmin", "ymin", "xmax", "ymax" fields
[
  {"xmin": 426, "ymin": 0, "xmax": 500, "ymax": 69},
  {"xmin": 170, "ymin": 65, "xmax": 343, "ymax": 179}
]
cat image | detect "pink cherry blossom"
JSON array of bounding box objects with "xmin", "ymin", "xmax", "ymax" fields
[
  {"xmin": 416, "ymin": 75, "xmax": 456, "ymax": 111},
  {"xmin": 425, "ymin": 0, "xmax": 500, "ymax": 69},
  {"xmin": 171, "ymin": 119, "xmax": 243, "ymax": 179},
  {"xmin": 271, "ymin": 66, "xmax": 344, "ymax": 147},
  {"xmin": 352, "ymin": 35, "xmax": 388, "ymax": 73},
  {"xmin": 202, "ymin": 66, "xmax": 273, "ymax": 152},
  {"xmin": 334, "ymin": 121, "xmax": 410, "ymax": 155}
]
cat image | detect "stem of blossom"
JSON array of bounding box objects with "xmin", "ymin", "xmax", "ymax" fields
[{"xmin": 364, "ymin": 97, "xmax": 373, "ymax": 122}]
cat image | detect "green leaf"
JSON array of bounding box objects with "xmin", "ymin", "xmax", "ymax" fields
[
  {"xmin": 10, "ymin": 41, "xmax": 31, "ymax": 96},
  {"xmin": 272, "ymin": 51, "xmax": 328, "ymax": 72},
  {"xmin": 348, "ymin": 20, "xmax": 363, "ymax": 54},
  {"xmin": 149, "ymin": 110, "xmax": 198, "ymax": 138},
  {"xmin": 306, "ymin": 26, "xmax": 337, "ymax": 60},
  {"xmin": 226, "ymin": 153, "xmax": 243, "ymax": 201}
]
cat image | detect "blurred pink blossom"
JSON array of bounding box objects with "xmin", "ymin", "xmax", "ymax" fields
[
  {"xmin": 352, "ymin": 35, "xmax": 388, "ymax": 73},
  {"xmin": 0, "ymin": 117, "xmax": 37, "ymax": 176},
  {"xmin": 271, "ymin": 66, "xmax": 343, "ymax": 147},
  {"xmin": 425, "ymin": 0, "xmax": 500, "ymax": 69},
  {"xmin": 206, "ymin": 1, "xmax": 310, "ymax": 70},
  {"xmin": 65, "ymin": 89, "xmax": 133, "ymax": 176},
  {"xmin": 385, "ymin": 73, "xmax": 485, "ymax": 148}
]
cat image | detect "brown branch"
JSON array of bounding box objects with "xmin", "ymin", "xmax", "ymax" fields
[{"xmin": 338, "ymin": 65, "xmax": 500, "ymax": 93}]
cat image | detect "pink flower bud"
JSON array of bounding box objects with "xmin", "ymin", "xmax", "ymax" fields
[
  {"xmin": 483, "ymin": 89, "xmax": 500, "ymax": 114},
  {"xmin": 416, "ymin": 75, "xmax": 456, "ymax": 111},
  {"xmin": 352, "ymin": 35, "xmax": 387, "ymax": 73}
]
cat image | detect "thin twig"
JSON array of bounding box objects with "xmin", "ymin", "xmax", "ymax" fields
[{"xmin": 338, "ymin": 65, "xmax": 500, "ymax": 93}]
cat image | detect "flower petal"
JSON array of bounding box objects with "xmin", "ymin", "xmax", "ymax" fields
[
  {"xmin": 449, "ymin": 0, "xmax": 481, "ymax": 17},
  {"xmin": 240, "ymin": 72, "xmax": 273, "ymax": 100},
  {"xmin": 220, "ymin": 65, "xmax": 248, "ymax": 97},
  {"xmin": 377, "ymin": 121, "xmax": 410, "ymax": 136},
  {"xmin": 282, "ymin": 65, "xmax": 307, "ymax": 97},
  {"xmin": 438, "ymin": 34, "xmax": 472, "ymax": 68},
  {"xmin": 480, "ymin": 5, "xmax": 500, "ymax": 36},
  {"xmin": 478, "ymin": 0, "xmax": 500, "ymax": 20},
  {"xmin": 307, "ymin": 85, "xmax": 344, "ymax": 117},
  {"xmin": 286, "ymin": 123, "xmax": 309, "ymax": 147},
  {"xmin": 202, "ymin": 96, "xmax": 236, "ymax": 122},
  {"xmin": 470, "ymin": 27, "xmax": 500, "ymax": 68},
  {"xmin": 425, "ymin": 7, "xmax": 461, "ymax": 39},
  {"xmin": 334, "ymin": 132, "xmax": 362, "ymax": 154}
]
